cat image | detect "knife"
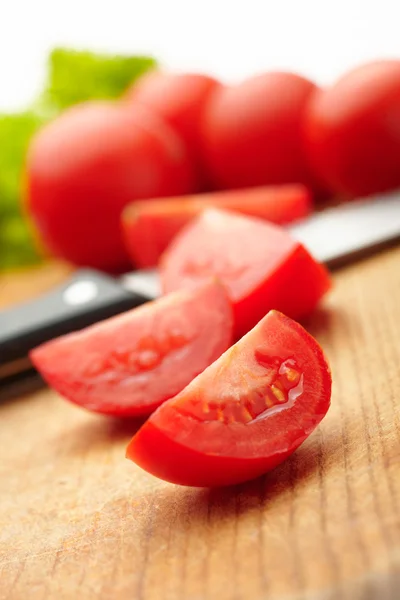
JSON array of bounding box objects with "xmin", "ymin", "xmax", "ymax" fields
[{"xmin": 2, "ymin": 190, "xmax": 400, "ymax": 386}]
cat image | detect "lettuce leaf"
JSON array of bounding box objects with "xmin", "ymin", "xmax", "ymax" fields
[
  {"xmin": 0, "ymin": 112, "xmax": 44, "ymax": 269},
  {"xmin": 37, "ymin": 48, "xmax": 157, "ymax": 112}
]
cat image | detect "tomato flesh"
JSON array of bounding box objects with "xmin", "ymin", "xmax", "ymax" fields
[
  {"xmin": 161, "ymin": 209, "xmax": 331, "ymax": 338},
  {"xmin": 123, "ymin": 184, "xmax": 312, "ymax": 268},
  {"xmin": 30, "ymin": 280, "xmax": 233, "ymax": 417},
  {"xmin": 127, "ymin": 310, "xmax": 332, "ymax": 487}
]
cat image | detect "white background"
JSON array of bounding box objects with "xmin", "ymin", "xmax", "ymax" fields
[{"xmin": 0, "ymin": 0, "xmax": 399, "ymax": 110}]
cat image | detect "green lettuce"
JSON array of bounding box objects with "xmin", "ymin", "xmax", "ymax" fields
[
  {"xmin": 36, "ymin": 48, "xmax": 157, "ymax": 113},
  {"xmin": 0, "ymin": 112, "xmax": 44, "ymax": 269}
]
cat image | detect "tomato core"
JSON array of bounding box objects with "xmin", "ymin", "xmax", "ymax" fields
[{"xmin": 174, "ymin": 355, "xmax": 304, "ymax": 425}]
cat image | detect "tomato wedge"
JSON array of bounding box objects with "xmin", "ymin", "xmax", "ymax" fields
[
  {"xmin": 123, "ymin": 184, "xmax": 312, "ymax": 268},
  {"xmin": 30, "ymin": 280, "xmax": 233, "ymax": 417},
  {"xmin": 127, "ymin": 310, "xmax": 332, "ymax": 487},
  {"xmin": 161, "ymin": 209, "xmax": 331, "ymax": 338}
]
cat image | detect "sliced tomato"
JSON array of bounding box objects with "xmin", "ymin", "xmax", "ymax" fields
[
  {"xmin": 30, "ymin": 280, "xmax": 233, "ymax": 417},
  {"xmin": 123, "ymin": 184, "xmax": 312, "ymax": 268},
  {"xmin": 127, "ymin": 310, "xmax": 332, "ymax": 487},
  {"xmin": 160, "ymin": 209, "xmax": 331, "ymax": 338}
]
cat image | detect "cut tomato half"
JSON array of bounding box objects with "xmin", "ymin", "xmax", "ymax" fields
[
  {"xmin": 160, "ymin": 209, "xmax": 331, "ymax": 338},
  {"xmin": 30, "ymin": 280, "xmax": 233, "ymax": 417},
  {"xmin": 122, "ymin": 184, "xmax": 312, "ymax": 268},
  {"xmin": 127, "ymin": 310, "xmax": 332, "ymax": 487}
]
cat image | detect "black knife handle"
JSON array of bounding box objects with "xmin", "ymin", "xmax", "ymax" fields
[{"xmin": 0, "ymin": 269, "xmax": 148, "ymax": 365}]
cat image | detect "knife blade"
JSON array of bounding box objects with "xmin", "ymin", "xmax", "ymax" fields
[{"xmin": 1, "ymin": 190, "xmax": 400, "ymax": 386}]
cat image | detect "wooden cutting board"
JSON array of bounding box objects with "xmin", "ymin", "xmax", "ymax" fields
[{"xmin": 0, "ymin": 253, "xmax": 399, "ymax": 600}]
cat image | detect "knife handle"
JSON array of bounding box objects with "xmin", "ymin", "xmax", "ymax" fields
[{"xmin": 0, "ymin": 269, "xmax": 148, "ymax": 365}]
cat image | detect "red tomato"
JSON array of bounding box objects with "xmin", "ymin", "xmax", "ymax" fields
[
  {"xmin": 123, "ymin": 184, "xmax": 313, "ymax": 268},
  {"xmin": 30, "ymin": 280, "xmax": 233, "ymax": 417},
  {"xmin": 160, "ymin": 209, "xmax": 331, "ymax": 338},
  {"xmin": 26, "ymin": 101, "xmax": 195, "ymax": 272},
  {"xmin": 303, "ymin": 60, "xmax": 400, "ymax": 197},
  {"xmin": 201, "ymin": 72, "xmax": 319, "ymax": 190},
  {"xmin": 126, "ymin": 71, "xmax": 221, "ymax": 187},
  {"xmin": 127, "ymin": 310, "xmax": 332, "ymax": 487}
]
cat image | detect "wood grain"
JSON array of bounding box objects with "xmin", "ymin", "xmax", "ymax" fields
[{"xmin": 1, "ymin": 252, "xmax": 400, "ymax": 600}]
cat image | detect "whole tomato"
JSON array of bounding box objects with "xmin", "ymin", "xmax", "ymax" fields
[
  {"xmin": 303, "ymin": 60, "xmax": 400, "ymax": 197},
  {"xmin": 27, "ymin": 101, "xmax": 195, "ymax": 272},
  {"xmin": 126, "ymin": 71, "xmax": 221, "ymax": 188},
  {"xmin": 200, "ymin": 72, "xmax": 319, "ymax": 190}
]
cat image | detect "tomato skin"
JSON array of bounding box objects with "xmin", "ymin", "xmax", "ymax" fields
[
  {"xmin": 30, "ymin": 280, "xmax": 233, "ymax": 417},
  {"xmin": 201, "ymin": 72, "xmax": 319, "ymax": 190},
  {"xmin": 303, "ymin": 60, "xmax": 400, "ymax": 197},
  {"xmin": 127, "ymin": 310, "xmax": 332, "ymax": 487},
  {"xmin": 122, "ymin": 184, "xmax": 312, "ymax": 268},
  {"xmin": 128, "ymin": 420, "xmax": 289, "ymax": 488},
  {"xmin": 26, "ymin": 101, "xmax": 195, "ymax": 272},
  {"xmin": 126, "ymin": 71, "xmax": 222, "ymax": 188},
  {"xmin": 160, "ymin": 209, "xmax": 331, "ymax": 338}
]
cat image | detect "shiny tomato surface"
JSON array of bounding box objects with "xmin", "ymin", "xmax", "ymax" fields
[
  {"xmin": 127, "ymin": 310, "xmax": 332, "ymax": 487},
  {"xmin": 161, "ymin": 209, "xmax": 331, "ymax": 338}
]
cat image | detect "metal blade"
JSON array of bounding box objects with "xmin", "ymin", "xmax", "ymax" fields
[
  {"xmin": 288, "ymin": 191, "xmax": 400, "ymax": 267},
  {"xmin": 120, "ymin": 268, "xmax": 160, "ymax": 299}
]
